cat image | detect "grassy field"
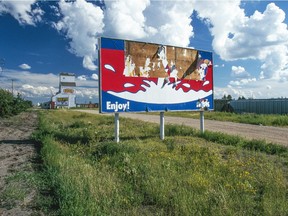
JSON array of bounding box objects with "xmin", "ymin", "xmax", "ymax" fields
[
  {"xmin": 72, "ymin": 108, "xmax": 288, "ymax": 127},
  {"xmin": 33, "ymin": 110, "xmax": 288, "ymax": 215},
  {"xmin": 162, "ymin": 111, "xmax": 288, "ymax": 127}
]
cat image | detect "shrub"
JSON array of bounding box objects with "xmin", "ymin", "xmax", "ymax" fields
[{"xmin": 0, "ymin": 89, "xmax": 32, "ymax": 117}]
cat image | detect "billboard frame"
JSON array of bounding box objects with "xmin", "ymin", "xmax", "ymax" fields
[
  {"xmin": 98, "ymin": 37, "xmax": 214, "ymax": 114},
  {"xmin": 98, "ymin": 36, "xmax": 213, "ymax": 142}
]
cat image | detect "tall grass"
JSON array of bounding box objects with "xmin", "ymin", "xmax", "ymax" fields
[{"xmin": 34, "ymin": 110, "xmax": 288, "ymax": 215}]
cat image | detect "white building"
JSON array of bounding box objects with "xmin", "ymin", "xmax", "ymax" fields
[{"xmin": 51, "ymin": 73, "xmax": 76, "ymax": 109}]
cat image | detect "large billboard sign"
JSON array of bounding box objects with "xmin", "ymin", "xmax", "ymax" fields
[{"xmin": 99, "ymin": 37, "xmax": 213, "ymax": 113}]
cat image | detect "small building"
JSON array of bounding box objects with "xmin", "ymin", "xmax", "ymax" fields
[
  {"xmin": 76, "ymin": 102, "xmax": 99, "ymax": 108},
  {"xmin": 40, "ymin": 101, "xmax": 51, "ymax": 109},
  {"xmin": 230, "ymin": 99, "xmax": 288, "ymax": 114},
  {"xmin": 51, "ymin": 73, "xmax": 76, "ymax": 109}
]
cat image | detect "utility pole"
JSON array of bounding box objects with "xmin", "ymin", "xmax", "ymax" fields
[
  {"xmin": 0, "ymin": 58, "xmax": 4, "ymax": 74},
  {"xmin": 11, "ymin": 79, "xmax": 14, "ymax": 95}
]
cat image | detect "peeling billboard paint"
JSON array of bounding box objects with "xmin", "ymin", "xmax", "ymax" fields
[{"xmin": 99, "ymin": 37, "xmax": 214, "ymax": 113}]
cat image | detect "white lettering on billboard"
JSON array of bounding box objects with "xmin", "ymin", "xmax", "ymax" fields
[{"xmin": 106, "ymin": 101, "xmax": 130, "ymax": 112}]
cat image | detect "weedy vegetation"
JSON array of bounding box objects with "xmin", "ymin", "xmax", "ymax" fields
[{"xmin": 32, "ymin": 110, "xmax": 288, "ymax": 215}]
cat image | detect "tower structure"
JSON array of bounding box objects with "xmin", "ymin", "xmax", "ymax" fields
[{"xmin": 51, "ymin": 73, "xmax": 76, "ymax": 108}]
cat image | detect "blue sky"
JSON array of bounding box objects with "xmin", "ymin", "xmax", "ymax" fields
[{"xmin": 1, "ymin": 0, "xmax": 288, "ymax": 104}]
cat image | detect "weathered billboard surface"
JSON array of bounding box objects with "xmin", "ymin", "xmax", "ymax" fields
[{"xmin": 99, "ymin": 37, "xmax": 214, "ymax": 113}]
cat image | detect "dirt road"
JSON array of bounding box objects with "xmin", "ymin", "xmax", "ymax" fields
[
  {"xmin": 77, "ymin": 110, "xmax": 288, "ymax": 147},
  {"xmin": 0, "ymin": 112, "xmax": 40, "ymax": 215}
]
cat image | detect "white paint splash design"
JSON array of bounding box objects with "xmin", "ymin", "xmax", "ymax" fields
[
  {"xmin": 104, "ymin": 64, "xmax": 115, "ymax": 72},
  {"xmin": 108, "ymin": 78, "xmax": 212, "ymax": 104}
]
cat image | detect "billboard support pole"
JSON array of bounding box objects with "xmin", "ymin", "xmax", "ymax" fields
[
  {"xmin": 115, "ymin": 112, "xmax": 120, "ymax": 143},
  {"xmin": 200, "ymin": 111, "xmax": 204, "ymax": 133},
  {"xmin": 160, "ymin": 112, "xmax": 165, "ymax": 140}
]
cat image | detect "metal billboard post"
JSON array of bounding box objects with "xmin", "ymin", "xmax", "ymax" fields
[
  {"xmin": 115, "ymin": 112, "xmax": 120, "ymax": 143},
  {"xmin": 160, "ymin": 112, "xmax": 165, "ymax": 140},
  {"xmin": 200, "ymin": 111, "xmax": 204, "ymax": 133}
]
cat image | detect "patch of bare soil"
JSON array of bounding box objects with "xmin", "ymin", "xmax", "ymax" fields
[{"xmin": 0, "ymin": 111, "xmax": 42, "ymax": 216}]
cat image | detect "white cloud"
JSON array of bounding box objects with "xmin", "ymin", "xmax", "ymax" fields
[
  {"xmin": 53, "ymin": 0, "xmax": 195, "ymax": 73},
  {"xmin": 91, "ymin": 73, "xmax": 98, "ymax": 80},
  {"xmin": 0, "ymin": 69, "xmax": 98, "ymax": 103},
  {"xmin": 55, "ymin": 0, "xmax": 104, "ymax": 71},
  {"xmin": 215, "ymin": 64, "xmax": 225, "ymax": 68},
  {"xmin": 19, "ymin": 63, "xmax": 31, "ymax": 70},
  {"xmin": 216, "ymin": 78, "xmax": 287, "ymax": 99},
  {"xmin": 21, "ymin": 84, "xmax": 57, "ymax": 97},
  {"xmin": 75, "ymin": 88, "xmax": 98, "ymax": 97},
  {"xmin": 229, "ymin": 78, "xmax": 257, "ymax": 86},
  {"xmin": 77, "ymin": 75, "xmax": 87, "ymax": 81},
  {"xmin": 103, "ymin": 0, "xmax": 194, "ymax": 46},
  {"xmin": 194, "ymin": 0, "xmax": 243, "ymax": 58},
  {"xmin": 0, "ymin": 0, "xmax": 43, "ymax": 25},
  {"xmin": 231, "ymin": 65, "xmax": 250, "ymax": 77},
  {"xmin": 104, "ymin": 0, "xmax": 152, "ymax": 39},
  {"xmin": 0, "ymin": 69, "xmax": 58, "ymax": 101},
  {"xmin": 195, "ymin": 2, "xmax": 288, "ymax": 81},
  {"xmin": 83, "ymin": 55, "xmax": 97, "ymax": 71}
]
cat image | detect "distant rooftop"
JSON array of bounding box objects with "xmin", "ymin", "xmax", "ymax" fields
[
  {"xmin": 60, "ymin": 82, "xmax": 76, "ymax": 87},
  {"xmin": 60, "ymin": 72, "xmax": 75, "ymax": 76}
]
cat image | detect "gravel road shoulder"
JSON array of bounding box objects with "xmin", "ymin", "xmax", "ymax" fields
[{"xmin": 76, "ymin": 110, "xmax": 288, "ymax": 147}]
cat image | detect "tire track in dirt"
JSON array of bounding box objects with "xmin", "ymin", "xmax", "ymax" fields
[{"xmin": 0, "ymin": 111, "xmax": 40, "ymax": 216}]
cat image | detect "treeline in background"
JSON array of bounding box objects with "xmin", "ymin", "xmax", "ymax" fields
[{"xmin": 0, "ymin": 89, "xmax": 32, "ymax": 118}]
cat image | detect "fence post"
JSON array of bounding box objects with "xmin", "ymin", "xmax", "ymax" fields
[
  {"xmin": 200, "ymin": 111, "xmax": 204, "ymax": 134},
  {"xmin": 160, "ymin": 112, "xmax": 165, "ymax": 140}
]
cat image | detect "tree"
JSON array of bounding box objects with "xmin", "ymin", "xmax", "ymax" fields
[
  {"xmin": 238, "ymin": 96, "xmax": 246, "ymax": 100},
  {"xmin": 227, "ymin": 94, "xmax": 232, "ymax": 101},
  {"xmin": 0, "ymin": 89, "xmax": 32, "ymax": 118},
  {"xmin": 222, "ymin": 94, "xmax": 232, "ymax": 101}
]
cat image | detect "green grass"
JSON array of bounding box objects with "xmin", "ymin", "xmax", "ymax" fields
[
  {"xmin": 33, "ymin": 110, "xmax": 288, "ymax": 215},
  {"xmin": 0, "ymin": 166, "xmax": 48, "ymax": 212},
  {"xmin": 160, "ymin": 111, "xmax": 288, "ymax": 127}
]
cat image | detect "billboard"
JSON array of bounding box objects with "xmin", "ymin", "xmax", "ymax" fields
[
  {"xmin": 63, "ymin": 88, "xmax": 75, "ymax": 94},
  {"xmin": 56, "ymin": 97, "xmax": 69, "ymax": 106},
  {"xmin": 99, "ymin": 37, "xmax": 213, "ymax": 113}
]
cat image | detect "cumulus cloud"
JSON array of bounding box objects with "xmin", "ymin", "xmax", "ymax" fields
[
  {"xmin": 0, "ymin": 69, "xmax": 58, "ymax": 101},
  {"xmin": 231, "ymin": 66, "xmax": 250, "ymax": 77},
  {"xmin": 21, "ymin": 84, "xmax": 57, "ymax": 97},
  {"xmin": 3, "ymin": 0, "xmax": 288, "ymax": 101},
  {"xmin": 50, "ymin": 0, "xmax": 195, "ymax": 75},
  {"xmin": 216, "ymin": 78, "xmax": 287, "ymax": 99},
  {"xmin": 195, "ymin": 2, "xmax": 288, "ymax": 80},
  {"xmin": 91, "ymin": 73, "xmax": 98, "ymax": 80},
  {"xmin": 145, "ymin": 1, "xmax": 194, "ymax": 47},
  {"xmin": 77, "ymin": 75, "xmax": 87, "ymax": 81},
  {"xmin": 229, "ymin": 78, "xmax": 257, "ymax": 86},
  {"xmin": 0, "ymin": 69, "xmax": 99, "ymax": 103},
  {"xmin": 104, "ymin": 0, "xmax": 194, "ymax": 46},
  {"xmin": 104, "ymin": 0, "xmax": 152, "ymax": 39},
  {"xmin": 75, "ymin": 88, "xmax": 98, "ymax": 97},
  {"xmin": 54, "ymin": 0, "xmax": 104, "ymax": 71},
  {"xmin": 0, "ymin": 0, "xmax": 44, "ymax": 25},
  {"xmin": 19, "ymin": 63, "xmax": 31, "ymax": 70}
]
